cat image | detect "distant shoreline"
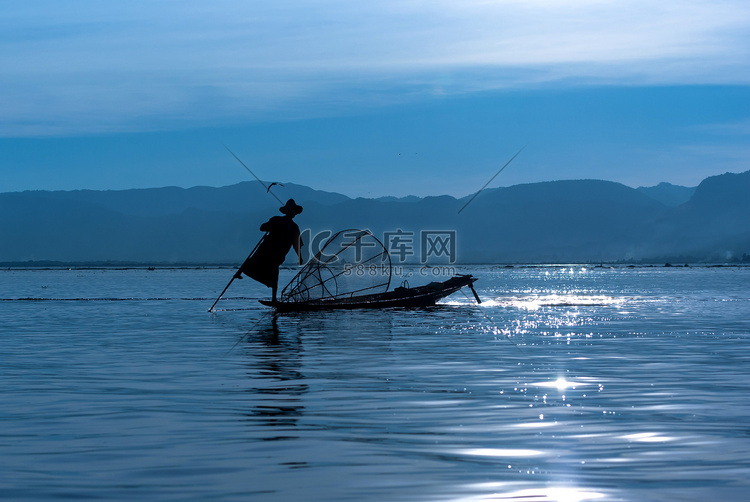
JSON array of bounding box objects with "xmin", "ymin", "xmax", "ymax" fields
[
  {"xmin": 2, "ymin": 261, "xmax": 749, "ymax": 271},
  {"xmin": 0, "ymin": 262, "xmax": 235, "ymax": 270}
]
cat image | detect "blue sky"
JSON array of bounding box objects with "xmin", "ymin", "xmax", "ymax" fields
[{"xmin": 2, "ymin": 0, "xmax": 749, "ymax": 197}]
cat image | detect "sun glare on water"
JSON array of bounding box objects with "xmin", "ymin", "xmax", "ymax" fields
[
  {"xmin": 532, "ymin": 377, "xmax": 585, "ymax": 391},
  {"xmin": 458, "ymin": 485, "xmax": 606, "ymax": 502}
]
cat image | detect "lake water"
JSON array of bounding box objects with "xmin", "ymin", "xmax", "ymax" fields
[{"xmin": 2, "ymin": 265, "xmax": 749, "ymax": 501}]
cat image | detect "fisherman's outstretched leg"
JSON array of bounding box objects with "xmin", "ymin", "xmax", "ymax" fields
[{"xmin": 234, "ymin": 258, "xmax": 251, "ymax": 279}]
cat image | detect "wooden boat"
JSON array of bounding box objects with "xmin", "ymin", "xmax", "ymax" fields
[
  {"xmin": 206, "ymin": 229, "xmax": 480, "ymax": 313},
  {"xmin": 260, "ymin": 274, "xmax": 479, "ymax": 312}
]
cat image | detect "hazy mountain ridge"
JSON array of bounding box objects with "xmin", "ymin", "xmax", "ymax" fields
[
  {"xmin": 456, "ymin": 180, "xmax": 667, "ymax": 262},
  {"xmin": 1, "ymin": 171, "xmax": 749, "ymax": 264},
  {"xmin": 645, "ymin": 170, "xmax": 750, "ymax": 261},
  {"xmin": 636, "ymin": 182, "xmax": 696, "ymax": 207},
  {"xmin": 12, "ymin": 182, "xmax": 349, "ymax": 217}
]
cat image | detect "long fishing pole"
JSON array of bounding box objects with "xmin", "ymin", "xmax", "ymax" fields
[
  {"xmin": 210, "ymin": 145, "xmax": 285, "ymax": 312},
  {"xmin": 222, "ymin": 144, "xmax": 284, "ymax": 205},
  {"xmin": 457, "ymin": 145, "xmax": 526, "ymax": 214}
]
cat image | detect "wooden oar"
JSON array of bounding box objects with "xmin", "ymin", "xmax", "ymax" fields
[
  {"xmin": 208, "ymin": 234, "xmax": 266, "ymax": 312},
  {"xmin": 468, "ymin": 282, "xmax": 482, "ymax": 304}
]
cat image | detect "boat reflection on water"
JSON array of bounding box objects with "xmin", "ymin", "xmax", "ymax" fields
[{"xmin": 241, "ymin": 315, "xmax": 308, "ymax": 442}]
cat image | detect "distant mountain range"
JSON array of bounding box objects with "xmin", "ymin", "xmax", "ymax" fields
[
  {"xmin": 636, "ymin": 182, "xmax": 696, "ymax": 207},
  {"xmin": 1, "ymin": 171, "xmax": 749, "ymax": 265}
]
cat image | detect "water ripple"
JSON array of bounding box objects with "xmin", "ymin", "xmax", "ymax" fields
[{"xmin": 2, "ymin": 266, "xmax": 749, "ymax": 501}]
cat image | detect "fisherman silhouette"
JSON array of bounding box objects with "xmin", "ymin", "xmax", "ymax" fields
[{"xmin": 235, "ymin": 199, "xmax": 304, "ymax": 302}]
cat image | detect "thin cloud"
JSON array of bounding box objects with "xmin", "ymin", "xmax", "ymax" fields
[
  {"xmin": 1, "ymin": 0, "xmax": 749, "ymax": 136},
  {"xmin": 691, "ymin": 119, "xmax": 750, "ymax": 136}
]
